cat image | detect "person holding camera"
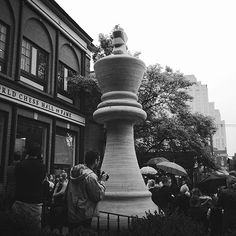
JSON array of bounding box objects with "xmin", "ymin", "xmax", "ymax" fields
[{"xmin": 67, "ymin": 151, "xmax": 108, "ymax": 231}]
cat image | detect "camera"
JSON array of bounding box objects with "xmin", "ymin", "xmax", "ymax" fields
[{"xmin": 101, "ymin": 171, "xmax": 109, "ymax": 181}]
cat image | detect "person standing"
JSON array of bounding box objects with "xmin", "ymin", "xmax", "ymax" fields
[
  {"xmin": 67, "ymin": 151, "xmax": 108, "ymax": 231},
  {"xmin": 12, "ymin": 144, "xmax": 46, "ymax": 230},
  {"xmin": 218, "ymin": 175, "xmax": 236, "ymax": 234},
  {"xmin": 155, "ymin": 176, "xmax": 173, "ymax": 214},
  {"xmin": 50, "ymin": 171, "xmax": 68, "ymax": 231}
]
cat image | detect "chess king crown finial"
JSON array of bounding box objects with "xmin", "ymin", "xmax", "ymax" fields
[{"xmin": 112, "ymin": 25, "xmax": 128, "ymax": 55}]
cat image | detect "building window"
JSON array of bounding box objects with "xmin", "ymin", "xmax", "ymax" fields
[
  {"xmin": 14, "ymin": 117, "xmax": 48, "ymax": 163},
  {"xmin": 54, "ymin": 128, "xmax": 76, "ymax": 173},
  {"xmin": 0, "ymin": 22, "xmax": 8, "ymax": 73},
  {"xmin": 20, "ymin": 38, "xmax": 48, "ymax": 86},
  {"xmin": 57, "ymin": 61, "xmax": 76, "ymax": 93}
]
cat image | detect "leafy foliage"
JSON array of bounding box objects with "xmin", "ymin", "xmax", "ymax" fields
[
  {"xmin": 138, "ymin": 64, "xmax": 193, "ymax": 118},
  {"xmin": 67, "ymin": 74, "xmax": 101, "ymax": 115},
  {"xmin": 128, "ymin": 211, "xmax": 205, "ymax": 236},
  {"xmin": 93, "ymin": 33, "xmax": 113, "ymax": 63},
  {"xmin": 135, "ymin": 64, "xmax": 217, "ymax": 164},
  {"xmin": 0, "ymin": 209, "xmax": 206, "ymax": 236}
]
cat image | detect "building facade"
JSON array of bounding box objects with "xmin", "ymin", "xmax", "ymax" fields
[
  {"xmin": 0, "ymin": 0, "xmax": 104, "ymax": 193},
  {"xmin": 185, "ymin": 75, "xmax": 228, "ymax": 167}
]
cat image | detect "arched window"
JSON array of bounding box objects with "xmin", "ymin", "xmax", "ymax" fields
[
  {"xmin": 57, "ymin": 44, "xmax": 80, "ymax": 102},
  {"xmin": 20, "ymin": 38, "xmax": 48, "ymax": 84},
  {"xmin": 0, "ymin": 0, "xmax": 14, "ymax": 75},
  {"xmin": 20, "ymin": 18, "xmax": 52, "ymax": 92}
]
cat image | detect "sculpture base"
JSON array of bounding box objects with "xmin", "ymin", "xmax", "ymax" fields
[
  {"xmin": 99, "ymin": 192, "xmax": 158, "ymax": 216},
  {"xmin": 92, "ymin": 193, "xmax": 158, "ymax": 231}
]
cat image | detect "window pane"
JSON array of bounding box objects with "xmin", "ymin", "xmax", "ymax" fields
[
  {"xmin": 21, "ymin": 46, "xmax": 26, "ymax": 55},
  {"xmin": 57, "ymin": 62, "xmax": 76, "ymax": 92},
  {"xmin": 68, "ymin": 69, "xmax": 75, "ymax": 78},
  {"xmin": 14, "ymin": 117, "xmax": 47, "ymax": 162},
  {"xmin": 0, "ymin": 50, "xmax": 4, "ymax": 59},
  {"xmin": 21, "ymin": 39, "xmax": 31, "ymax": 73},
  {"xmin": 57, "ymin": 62, "xmax": 64, "ymax": 90},
  {"xmin": 0, "ymin": 42, "xmax": 5, "ymax": 59},
  {"xmin": 0, "ymin": 23, "xmax": 6, "ymax": 62},
  {"xmin": 0, "ymin": 25, "xmax": 6, "ymax": 34},
  {"xmin": 26, "ymin": 41, "xmax": 30, "ymax": 49},
  {"xmin": 0, "ymin": 33, "xmax": 6, "ymax": 42},
  {"xmin": 55, "ymin": 131, "xmax": 75, "ymax": 169},
  {"xmin": 37, "ymin": 50, "xmax": 48, "ymax": 80},
  {"xmin": 64, "ymin": 68, "xmax": 68, "ymax": 91},
  {"xmin": 22, "ymin": 39, "xmax": 26, "ymax": 48},
  {"xmin": 31, "ymin": 47, "xmax": 37, "ymax": 75}
]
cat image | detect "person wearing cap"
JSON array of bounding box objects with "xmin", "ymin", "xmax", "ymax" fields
[{"xmin": 12, "ymin": 144, "xmax": 46, "ymax": 230}]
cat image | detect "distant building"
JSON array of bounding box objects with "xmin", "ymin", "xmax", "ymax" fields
[
  {"xmin": 185, "ymin": 75, "xmax": 228, "ymax": 167},
  {"xmin": 0, "ymin": 0, "xmax": 104, "ymax": 194}
]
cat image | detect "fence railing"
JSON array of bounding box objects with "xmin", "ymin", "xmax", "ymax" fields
[{"xmin": 95, "ymin": 210, "xmax": 140, "ymax": 233}]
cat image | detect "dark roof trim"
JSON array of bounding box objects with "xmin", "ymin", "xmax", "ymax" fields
[{"xmin": 41, "ymin": 0, "xmax": 93, "ymax": 43}]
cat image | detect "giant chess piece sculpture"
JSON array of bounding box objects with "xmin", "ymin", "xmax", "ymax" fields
[{"xmin": 93, "ymin": 26, "xmax": 157, "ymax": 219}]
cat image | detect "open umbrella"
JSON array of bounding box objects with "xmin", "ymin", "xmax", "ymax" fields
[
  {"xmin": 140, "ymin": 166, "xmax": 157, "ymax": 175},
  {"xmin": 198, "ymin": 173, "xmax": 227, "ymax": 194},
  {"xmin": 146, "ymin": 157, "xmax": 169, "ymax": 166},
  {"xmin": 156, "ymin": 161, "xmax": 187, "ymax": 176},
  {"xmin": 215, "ymin": 169, "xmax": 229, "ymax": 176}
]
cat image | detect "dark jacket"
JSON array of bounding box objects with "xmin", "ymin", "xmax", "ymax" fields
[
  {"xmin": 15, "ymin": 157, "xmax": 46, "ymax": 204},
  {"xmin": 218, "ymin": 188, "xmax": 236, "ymax": 231},
  {"xmin": 155, "ymin": 185, "xmax": 173, "ymax": 212},
  {"xmin": 67, "ymin": 164, "xmax": 105, "ymax": 223}
]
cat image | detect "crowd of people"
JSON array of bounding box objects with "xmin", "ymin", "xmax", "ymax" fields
[
  {"xmin": 11, "ymin": 147, "xmax": 108, "ymax": 233},
  {"xmin": 6, "ymin": 145, "xmax": 236, "ymax": 235},
  {"xmin": 146, "ymin": 173, "xmax": 236, "ymax": 235}
]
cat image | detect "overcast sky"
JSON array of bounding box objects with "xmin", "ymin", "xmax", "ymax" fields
[{"xmin": 56, "ymin": 0, "xmax": 236, "ymax": 156}]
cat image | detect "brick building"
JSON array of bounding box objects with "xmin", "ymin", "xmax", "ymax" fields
[{"xmin": 0, "ymin": 0, "xmax": 104, "ymax": 194}]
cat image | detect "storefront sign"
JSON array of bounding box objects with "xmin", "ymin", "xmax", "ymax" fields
[{"xmin": 0, "ymin": 84, "xmax": 85, "ymax": 126}]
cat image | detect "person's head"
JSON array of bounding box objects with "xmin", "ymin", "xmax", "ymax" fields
[
  {"xmin": 85, "ymin": 151, "xmax": 100, "ymax": 170},
  {"xmin": 59, "ymin": 171, "xmax": 67, "ymax": 182},
  {"xmin": 147, "ymin": 179, "xmax": 155, "ymax": 189},
  {"xmin": 49, "ymin": 174, "xmax": 54, "ymax": 182},
  {"xmin": 191, "ymin": 187, "xmax": 202, "ymax": 196},
  {"xmin": 180, "ymin": 184, "xmax": 190, "ymax": 196},
  {"xmin": 162, "ymin": 176, "xmax": 172, "ymax": 187},
  {"xmin": 226, "ymin": 175, "xmax": 236, "ymax": 189}
]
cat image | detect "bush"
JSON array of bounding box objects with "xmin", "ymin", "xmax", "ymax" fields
[
  {"xmin": 0, "ymin": 209, "xmax": 207, "ymax": 236},
  {"xmin": 117, "ymin": 211, "xmax": 205, "ymax": 236}
]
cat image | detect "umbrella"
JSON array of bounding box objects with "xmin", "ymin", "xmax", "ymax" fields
[
  {"xmin": 156, "ymin": 161, "xmax": 187, "ymax": 176},
  {"xmin": 198, "ymin": 173, "xmax": 227, "ymax": 194},
  {"xmin": 146, "ymin": 157, "xmax": 169, "ymax": 165},
  {"xmin": 229, "ymin": 170, "xmax": 236, "ymax": 177},
  {"xmin": 215, "ymin": 169, "xmax": 229, "ymax": 176},
  {"xmin": 140, "ymin": 166, "xmax": 157, "ymax": 175}
]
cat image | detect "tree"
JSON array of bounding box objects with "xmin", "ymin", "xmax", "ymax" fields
[
  {"xmin": 135, "ymin": 64, "xmax": 217, "ymax": 166},
  {"xmin": 93, "ymin": 33, "xmax": 113, "ymax": 62}
]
